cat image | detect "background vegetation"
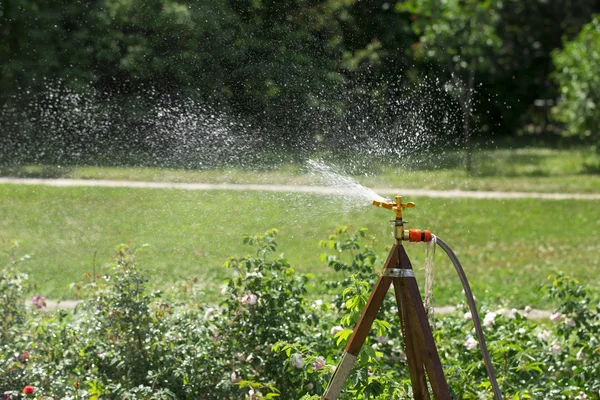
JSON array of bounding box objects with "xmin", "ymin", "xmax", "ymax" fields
[
  {"xmin": 2, "ymin": 230, "xmax": 599, "ymax": 398},
  {"xmin": 1, "ymin": 0, "xmax": 600, "ymax": 169},
  {"xmin": 2, "ymin": 3, "xmax": 600, "ymax": 396}
]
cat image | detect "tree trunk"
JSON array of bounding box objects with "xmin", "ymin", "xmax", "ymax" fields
[
  {"xmin": 463, "ymin": 103, "xmax": 472, "ymax": 173},
  {"xmin": 448, "ymin": 57, "xmax": 476, "ymax": 173},
  {"xmin": 463, "ymin": 58, "xmax": 476, "ymax": 174}
]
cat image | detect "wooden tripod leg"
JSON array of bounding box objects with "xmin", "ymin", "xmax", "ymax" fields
[
  {"xmin": 397, "ymin": 245, "xmax": 451, "ymax": 399},
  {"xmin": 394, "ymin": 278, "xmax": 430, "ymax": 399},
  {"xmin": 322, "ymin": 246, "xmax": 400, "ymax": 400}
]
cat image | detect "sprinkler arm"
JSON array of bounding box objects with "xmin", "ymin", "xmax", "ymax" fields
[
  {"xmin": 373, "ymin": 195, "xmax": 415, "ymax": 219},
  {"xmin": 373, "ymin": 195, "xmax": 431, "ymax": 243}
]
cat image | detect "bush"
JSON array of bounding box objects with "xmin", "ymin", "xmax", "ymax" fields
[
  {"xmin": 552, "ymin": 15, "xmax": 600, "ymax": 147},
  {"xmin": 1, "ymin": 228, "xmax": 600, "ymax": 399}
]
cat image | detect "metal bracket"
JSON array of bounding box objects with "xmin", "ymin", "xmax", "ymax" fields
[{"xmin": 381, "ymin": 268, "xmax": 415, "ymax": 278}]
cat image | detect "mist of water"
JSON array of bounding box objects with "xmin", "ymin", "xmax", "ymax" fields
[
  {"xmin": 305, "ymin": 159, "xmax": 389, "ymax": 206},
  {"xmin": 1, "ymin": 75, "xmax": 461, "ymax": 173},
  {"xmin": 0, "ymin": 83, "xmax": 266, "ymax": 169}
]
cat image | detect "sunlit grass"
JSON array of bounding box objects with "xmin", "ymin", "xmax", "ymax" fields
[{"xmin": 1, "ymin": 184, "xmax": 598, "ymax": 308}]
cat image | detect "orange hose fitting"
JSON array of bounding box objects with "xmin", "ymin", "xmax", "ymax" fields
[{"xmin": 408, "ymin": 229, "xmax": 432, "ymax": 243}]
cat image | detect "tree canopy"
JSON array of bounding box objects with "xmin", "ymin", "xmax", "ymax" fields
[{"xmin": 1, "ymin": 0, "xmax": 599, "ymax": 167}]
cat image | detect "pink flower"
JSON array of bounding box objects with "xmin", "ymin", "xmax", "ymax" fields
[
  {"xmin": 312, "ymin": 357, "xmax": 326, "ymax": 370},
  {"xmin": 463, "ymin": 311, "xmax": 472, "ymax": 320},
  {"xmin": 483, "ymin": 312, "xmax": 497, "ymax": 327},
  {"xmin": 31, "ymin": 296, "xmax": 46, "ymax": 310},
  {"xmin": 235, "ymin": 353, "xmax": 246, "ymax": 362},
  {"xmin": 578, "ymin": 391, "xmax": 587, "ymax": 400},
  {"xmin": 391, "ymin": 351, "xmax": 406, "ymax": 361},
  {"xmin": 241, "ymin": 294, "xmax": 258, "ymax": 306},
  {"xmin": 550, "ymin": 343, "xmax": 562, "ymax": 355},
  {"xmin": 549, "ymin": 312, "xmax": 562, "ymax": 323},
  {"xmin": 536, "ymin": 329, "xmax": 551, "ymax": 341},
  {"xmin": 464, "ymin": 335, "xmax": 478, "ymax": 350},
  {"xmin": 330, "ymin": 325, "xmax": 343, "ymax": 336},
  {"xmin": 291, "ymin": 353, "xmax": 303, "ymax": 368},
  {"xmin": 231, "ymin": 371, "xmax": 241, "ymax": 383}
]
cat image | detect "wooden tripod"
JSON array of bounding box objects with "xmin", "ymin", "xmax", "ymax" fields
[{"xmin": 322, "ymin": 242, "xmax": 451, "ymax": 400}]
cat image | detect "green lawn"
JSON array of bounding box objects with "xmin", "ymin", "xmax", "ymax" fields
[
  {"xmin": 3, "ymin": 146, "xmax": 600, "ymax": 193},
  {"xmin": 1, "ymin": 183, "xmax": 598, "ymax": 308}
]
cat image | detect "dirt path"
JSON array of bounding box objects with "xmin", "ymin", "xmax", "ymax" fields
[{"xmin": 2, "ymin": 177, "xmax": 600, "ymax": 200}]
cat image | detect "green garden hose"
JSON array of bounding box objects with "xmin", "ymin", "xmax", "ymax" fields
[{"xmin": 435, "ymin": 236, "xmax": 503, "ymax": 400}]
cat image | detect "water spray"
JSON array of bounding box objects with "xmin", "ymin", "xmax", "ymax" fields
[{"xmin": 322, "ymin": 195, "xmax": 502, "ymax": 400}]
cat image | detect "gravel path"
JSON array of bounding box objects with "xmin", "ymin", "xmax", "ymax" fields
[{"xmin": 2, "ymin": 177, "xmax": 600, "ymax": 200}]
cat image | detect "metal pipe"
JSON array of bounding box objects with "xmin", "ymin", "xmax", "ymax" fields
[{"xmin": 435, "ymin": 236, "xmax": 502, "ymax": 400}]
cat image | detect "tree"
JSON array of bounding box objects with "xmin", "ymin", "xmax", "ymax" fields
[
  {"xmin": 398, "ymin": 0, "xmax": 504, "ymax": 172},
  {"xmin": 552, "ymin": 15, "xmax": 600, "ymax": 147},
  {"xmin": 477, "ymin": 1, "xmax": 600, "ymax": 138}
]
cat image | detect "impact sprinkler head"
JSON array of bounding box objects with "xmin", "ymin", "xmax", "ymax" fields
[{"xmin": 373, "ymin": 195, "xmax": 415, "ymax": 219}]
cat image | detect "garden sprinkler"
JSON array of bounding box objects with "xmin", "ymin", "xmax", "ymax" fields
[{"xmin": 322, "ymin": 195, "xmax": 502, "ymax": 400}]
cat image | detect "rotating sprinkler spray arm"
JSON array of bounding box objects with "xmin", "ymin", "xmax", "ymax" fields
[
  {"xmin": 373, "ymin": 196, "xmax": 431, "ymax": 243},
  {"xmin": 373, "ymin": 195, "xmax": 415, "ymax": 219},
  {"xmin": 372, "ymin": 196, "xmax": 502, "ymax": 400}
]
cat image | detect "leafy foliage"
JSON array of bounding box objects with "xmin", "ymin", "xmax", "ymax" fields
[
  {"xmin": 1, "ymin": 229, "xmax": 600, "ymax": 398},
  {"xmin": 3, "ymin": 0, "xmax": 600, "ymax": 167},
  {"xmin": 552, "ymin": 15, "xmax": 600, "ymax": 146},
  {"xmin": 398, "ymin": 0, "xmax": 504, "ymax": 171}
]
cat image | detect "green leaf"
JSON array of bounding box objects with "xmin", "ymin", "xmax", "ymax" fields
[{"xmin": 335, "ymin": 329, "xmax": 354, "ymax": 345}]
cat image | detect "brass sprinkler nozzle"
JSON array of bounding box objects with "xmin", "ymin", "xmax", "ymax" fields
[
  {"xmin": 372, "ymin": 195, "xmax": 431, "ymax": 243},
  {"xmin": 372, "ymin": 195, "xmax": 415, "ymax": 219}
]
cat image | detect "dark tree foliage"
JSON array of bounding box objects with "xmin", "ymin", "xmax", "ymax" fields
[
  {"xmin": 1, "ymin": 0, "xmax": 600, "ymax": 168},
  {"xmin": 480, "ymin": 0, "xmax": 600, "ymax": 137}
]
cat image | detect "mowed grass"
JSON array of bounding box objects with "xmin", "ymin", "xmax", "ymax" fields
[
  {"xmin": 3, "ymin": 147, "xmax": 600, "ymax": 193},
  {"xmin": 1, "ymin": 183, "xmax": 599, "ymax": 308}
]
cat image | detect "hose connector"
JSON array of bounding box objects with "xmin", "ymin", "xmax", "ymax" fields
[{"xmin": 404, "ymin": 229, "xmax": 432, "ymax": 243}]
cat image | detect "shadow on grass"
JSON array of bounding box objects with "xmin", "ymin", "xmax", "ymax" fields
[
  {"xmin": 472, "ymin": 152, "xmax": 552, "ymax": 178},
  {"xmin": 401, "ymin": 150, "xmax": 554, "ymax": 177}
]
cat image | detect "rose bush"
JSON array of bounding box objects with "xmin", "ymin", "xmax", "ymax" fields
[{"xmin": 1, "ymin": 228, "xmax": 599, "ymax": 399}]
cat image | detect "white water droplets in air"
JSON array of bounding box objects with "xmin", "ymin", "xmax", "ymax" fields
[
  {"xmin": 306, "ymin": 159, "xmax": 389, "ymax": 208},
  {"xmin": 0, "ymin": 82, "xmax": 264, "ymax": 169}
]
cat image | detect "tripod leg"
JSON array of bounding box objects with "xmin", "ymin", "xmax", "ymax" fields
[
  {"xmin": 393, "ymin": 278, "xmax": 430, "ymax": 399},
  {"xmin": 397, "ymin": 246, "xmax": 451, "ymax": 399},
  {"xmin": 322, "ymin": 246, "xmax": 400, "ymax": 400}
]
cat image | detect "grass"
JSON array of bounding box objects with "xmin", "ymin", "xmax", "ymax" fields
[
  {"xmin": 3, "ymin": 146, "xmax": 600, "ymax": 193},
  {"xmin": 1, "ymin": 183, "xmax": 599, "ymax": 308}
]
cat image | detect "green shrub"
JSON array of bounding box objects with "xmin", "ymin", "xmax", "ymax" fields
[
  {"xmin": 1, "ymin": 229, "xmax": 600, "ymax": 399},
  {"xmin": 552, "ymin": 15, "xmax": 600, "ymax": 147}
]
